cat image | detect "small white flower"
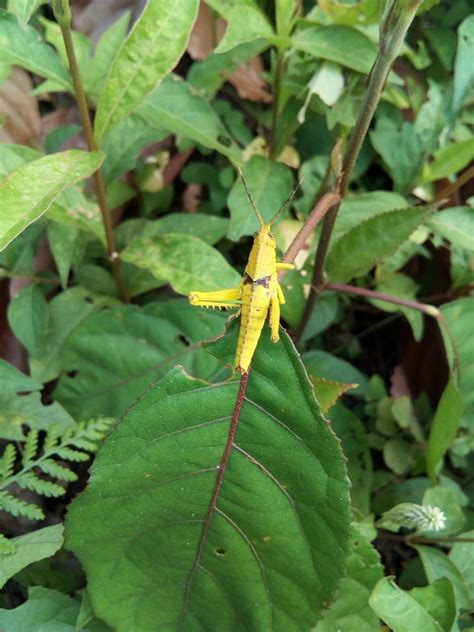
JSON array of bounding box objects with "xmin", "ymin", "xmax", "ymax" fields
[{"xmin": 403, "ymin": 504, "xmax": 446, "ymax": 531}]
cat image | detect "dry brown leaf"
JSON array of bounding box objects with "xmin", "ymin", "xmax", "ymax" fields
[
  {"xmin": 0, "ymin": 68, "xmax": 40, "ymax": 145},
  {"xmin": 188, "ymin": 1, "xmax": 272, "ymax": 103},
  {"xmin": 71, "ymin": 0, "xmax": 144, "ymax": 40},
  {"xmin": 390, "ymin": 364, "xmax": 412, "ymax": 399},
  {"xmin": 183, "ymin": 183, "xmax": 202, "ymax": 213}
]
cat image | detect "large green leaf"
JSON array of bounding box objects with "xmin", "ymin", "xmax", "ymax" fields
[
  {"xmin": 9, "ymin": 0, "xmax": 47, "ymax": 25},
  {"xmin": 0, "ymin": 150, "xmax": 104, "ymax": 251},
  {"xmin": 121, "ymin": 234, "xmax": 240, "ymax": 294},
  {"xmin": 227, "ymin": 156, "xmax": 294, "ymax": 241},
  {"xmin": 326, "ymin": 207, "xmax": 427, "ymax": 282},
  {"xmin": 54, "ymin": 299, "xmax": 227, "ymax": 420},
  {"xmin": 369, "ymin": 576, "xmax": 456, "ymax": 632},
  {"xmin": 0, "ymin": 9, "xmax": 71, "ymax": 89},
  {"xmin": 440, "ymin": 297, "xmax": 474, "ymax": 428},
  {"xmin": 94, "ymin": 0, "xmax": 199, "ymax": 140},
  {"xmin": 65, "ymin": 322, "xmax": 351, "ymax": 631},
  {"xmin": 449, "ymin": 530, "xmax": 474, "ymax": 602},
  {"xmin": 426, "ymin": 207, "xmax": 474, "ymax": 251},
  {"xmin": 292, "ymin": 25, "xmax": 377, "ymax": 74},
  {"xmin": 315, "ymin": 522, "xmax": 382, "ymax": 632},
  {"xmin": 0, "ymin": 524, "xmax": 63, "ymax": 589},
  {"xmin": 137, "ymin": 75, "xmax": 239, "ymax": 159}
]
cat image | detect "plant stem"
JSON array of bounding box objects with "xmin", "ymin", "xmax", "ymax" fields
[
  {"xmin": 325, "ymin": 282, "xmax": 440, "ymax": 317},
  {"xmin": 54, "ymin": 0, "xmax": 128, "ymax": 303},
  {"xmin": 281, "ymin": 192, "xmax": 340, "ymax": 270},
  {"xmin": 433, "ymin": 164, "xmax": 474, "ymax": 204},
  {"xmin": 325, "ymin": 281, "xmax": 461, "ymax": 380},
  {"xmin": 296, "ymin": 0, "xmax": 423, "ymax": 341},
  {"xmin": 379, "ymin": 529, "xmax": 474, "ymax": 545}
]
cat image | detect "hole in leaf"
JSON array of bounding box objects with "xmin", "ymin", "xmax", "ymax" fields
[
  {"xmin": 66, "ymin": 370, "xmax": 78, "ymax": 378},
  {"xmin": 215, "ymin": 547, "xmax": 226, "ymax": 556},
  {"xmin": 177, "ymin": 334, "xmax": 190, "ymax": 347}
]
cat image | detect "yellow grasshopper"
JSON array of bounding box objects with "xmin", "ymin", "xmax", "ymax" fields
[{"xmin": 189, "ymin": 173, "xmax": 297, "ymax": 374}]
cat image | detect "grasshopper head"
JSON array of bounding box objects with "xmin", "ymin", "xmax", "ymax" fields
[{"xmin": 253, "ymin": 224, "xmax": 276, "ymax": 247}]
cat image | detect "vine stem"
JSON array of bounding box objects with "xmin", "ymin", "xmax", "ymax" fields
[
  {"xmin": 295, "ymin": 0, "xmax": 424, "ymax": 341},
  {"xmin": 180, "ymin": 370, "xmax": 250, "ymax": 617},
  {"xmin": 324, "ymin": 281, "xmax": 460, "ymax": 379},
  {"xmin": 53, "ymin": 0, "xmax": 128, "ymax": 302},
  {"xmin": 378, "ymin": 529, "xmax": 474, "ymax": 545}
]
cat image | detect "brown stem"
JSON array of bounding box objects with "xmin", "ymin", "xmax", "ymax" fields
[
  {"xmin": 379, "ymin": 529, "xmax": 474, "ymax": 545},
  {"xmin": 325, "ymin": 282, "xmax": 440, "ymax": 317},
  {"xmin": 57, "ymin": 8, "xmax": 128, "ymax": 302},
  {"xmin": 295, "ymin": 1, "xmax": 423, "ymax": 341},
  {"xmin": 281, "ymin": 192, "xmax": 340, "ymax": 270},
  {"xmin": 433, "ymin": 164, "xmax": 474, "ymax": 205}
]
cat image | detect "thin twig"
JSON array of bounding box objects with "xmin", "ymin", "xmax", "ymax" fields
[
  {"xmin": 378, "ymin": 529, "xmax": 474, "ymax": 545},
  {"xmin": 295, "ymin": 0, "xmax": 424, "ymax": 341},
  {"xmin": 325, "ymin": 282, "xmax": 440, "ymax": 317},
  {"xmin": 281, "ymin": 192, "xmax": 340, "ymax": 271},
  {"xmin": 433, "ymin": 164, "xmax": 474, "ymax": 205},
  {"xmin": 53, "ymin": 0, "xmax": 128, "ymax": 302}
]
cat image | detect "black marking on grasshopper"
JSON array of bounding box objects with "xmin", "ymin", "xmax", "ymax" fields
[{"xmin": 243, "ymin": 272, "xmax": 271, "ymax": 288}]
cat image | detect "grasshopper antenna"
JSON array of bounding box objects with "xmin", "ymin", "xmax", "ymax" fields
[
  {"xmin": 269, "ymin": 176, "xmax": 304, "ymax": 225},
  {"xmin": 238, "ymin": 167, "xmax": 265, "ymax": 226}
]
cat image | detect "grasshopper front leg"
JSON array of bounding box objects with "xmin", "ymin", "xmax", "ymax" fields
[
  {"xmin": 189, "ymin": 286, "xmax": 242, "ymax": 310},
  {"xmin": 270, "ymin": 294, "xmax": 280, "ymax": 342}
]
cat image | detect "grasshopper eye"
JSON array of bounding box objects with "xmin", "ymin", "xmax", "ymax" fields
[
  {"xmin": 268, "ymin": 232, "xmax": 275, "ymax": 239},
  {"xmin": 253, "ymin": 232, "xmax": 259, "ymax": 238}
]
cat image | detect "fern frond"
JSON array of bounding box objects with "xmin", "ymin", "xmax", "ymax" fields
[
  {"xmin": 0, "ymin": 444, "xmax": 17, "ymax": 479},
  {"xmin": 38, "ymin": 458, "xmax": 78, "ymax": 482},
  {"xmin": 22, "ymin": 429, "xmax": 39, "ymax": 466},
  {"xmin": 0, "ymin": 417, "xmax": 115, "ymax": 521},
  {"xmin": 0, "ymin": 491, "xmax": 44, "ymax": 520},
  {"xmin": 15, "ymin": 472, "xmax": 65, "ymax": 497},
  {"xmin": 54, "ymin": 447, "xmax": 90, "ymax": 462}
]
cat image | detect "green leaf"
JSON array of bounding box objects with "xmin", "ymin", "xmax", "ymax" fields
[
  {"xmin": 215, "ymin": 0, "xmax": 274, "ymax": 53},
  {"xmin": 426, "ymin": 207, "xmax": 474, "ymax": 251},
  {"xmin": 65, "ymin": 321, "xmax": 351, "ymax": 631},
  {"xmin": 47, "ymin": 221, "xmax": 88, "ymax": 289},
  {"xmin": 422, "ymin": 138, "xmax": 474, "ymax": 182},
  {"xmin": 8, "ymin": 285, "xmax": 49, "ymax": 356},
  {"xmin": 121, "ymin": 234, "xmax": 240, "ymax": 295},
  {"xmin": 449, "ymin": 530, "xmax": 474, "ymax": 602},
  {"xmin": 311, "ymin": 378, "xmax": 356, "ymax": 413},
  {"xmin": 227, "ymin": 156, "xmax": 294, "ymax": 241},
  {"xmin": 292, "ymin": 25, "xmax": 377, "ymax": 74},
  {"xmin": 326, "ymin": 207, "xmax": 427, "ymax": 283},
  {"xmin": 440, "ymin": 297, "xmax": 474, "ymax": 427},
  {"xmin": 331, "ymin": 191, "xmax": 408, "ymax": 244},
  {"xmin": 0, "ymin": 143, "xmax": 42, "ymax": 180},
  {"xmin": 88, "ymin": 11, "xmax": 130, "ymax": 104},
  {"xmin": 302, "ymin": 350, "xmax": 369, "ymax": 397},
  {"xmin": 0, "ymin": 150, "xmax": 104, "ymax": 251},
  {"xmin": 94, "ymin": 0, "xmax": 199, "ymax": 140},
  {"xmin": 452, "ymin": 15, "xmax": 474, "ymax": 116},
  {"xmin": 426, "ymin": 378, "xmax": 463, "ymax": 482},
  {"xmin": 137, "ymin": 75, "xmax": 239, "ymax": 159},
  {"xmin": 0, "ymin": 524, "xmax": 64, "ymax": 589},
  {"xmin": 317, "ymin": 0, "xmax": 381, "ymax": 26},
  {"xmin": 315, "ymin": 522, "xmax": 382, "ymax": 632},
  {"xmin": 54, "ymin": 299, "xmax": 227, "ymax": 419},
  {"xmin": 410, "ymin": 579, "xmax": 456, "ymax": 632},
  {"xmin": 0, "ymin": 359, "xmax": 41, "ymax": 393},
  {"xmin": 369, "ymin": 576, "xmax": 455, "ymax": 632},
  {"xmin": 328, "ymin": 403, "xmax": 372, "ymax": 514},
  {"xmin": 9, "ymin": 0, "xmax": 47, "ymax": 25},
  {"xmin": 0, "ymin": 10, "xmax": 71, "ymax": 89},
  {"xmin": 370, "ymin": 116, "xmax": 424, "ymax": 193},
  {"xmin": 415, "ymin": 545, "xmax": 470, "ymax": 611},
  {"xmin": 0, "ymin": 383, "xmax": 74, "ymax": 441},
  {"xmin": 27, "ymin": 287, "xmax": 112, "ymax": 384},
  {"xmin": 101, "ymin": 114, "xmax": 166, "ymax": 184},
  {"xmin": 0, "ymin": 586, "xmax": 111, "ymax": 631}
]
